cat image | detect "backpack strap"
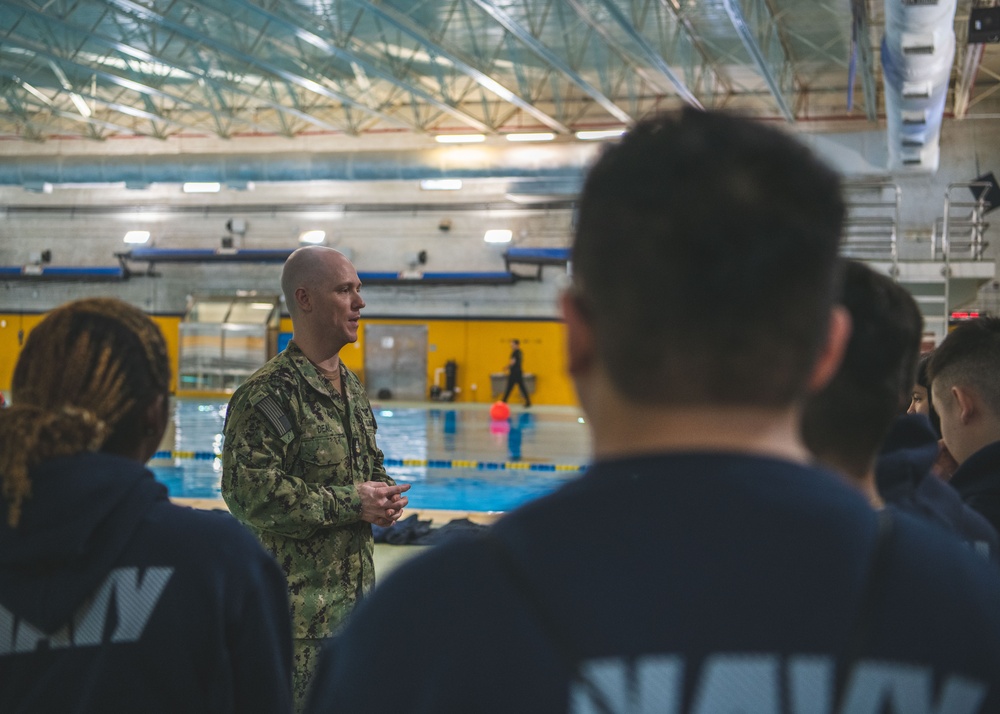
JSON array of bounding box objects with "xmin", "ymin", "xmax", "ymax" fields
[
  {"xmin": 834, "ymin": 508, "xmax": 896, "ymax": 711},
  {"xmin": 483, "ymin": 532, "xmax": 616, "ymax": 714}
]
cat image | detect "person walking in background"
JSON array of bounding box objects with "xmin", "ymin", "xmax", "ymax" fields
[
  {"xmin": 929, "ymin": 317, "xmax": 1000, "ymax": 535},
  {"xmin": 304, "ymin": 109, "xmax": 1000, "ymax": 713},
  {"xmin": 0, "ymin": 298, "xmax": 292, "ymax": 714},
  {"xmin": 222, "ymin": 245, "xmax": 409, "ymax": 713},
  {"xmin": 502, "ymin": 338, "xmax": 531, "ymax": 407}
]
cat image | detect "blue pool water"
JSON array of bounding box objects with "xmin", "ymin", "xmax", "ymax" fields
[{"xmin": 151, "ymin": 400, "xmax": 591, "ymax": 512}]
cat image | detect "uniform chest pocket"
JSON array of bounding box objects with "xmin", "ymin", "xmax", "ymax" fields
[
  {"xmin": 354, "ymin": 407, "xmax": 379, "ymax": 452},
  {"xmin": 296, "ymin": 435, "xmax": 349, "ymax": 484}
]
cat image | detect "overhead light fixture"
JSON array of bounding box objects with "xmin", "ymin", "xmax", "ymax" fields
[
  {"xmin": 250, "ymin": 302, "xmax": 275, "ymax": 310},
  {"xmin": 183, "ymin": 182, "xmax": 221, "ymax": 193},
  {"xmin": 299, "ymin": 230, "xmax": 326, "ymax": 244},
  {"xmin": 420, "ymin": 179, "xmax": 463, "ymax": 191},
  {"xmin": 123, "ymin": 230, "xmax": 150, "ymax": 244},
  {"xmin": 434, "ymin": 134, "xmax": 486, "ymax": 144},
  {"xmin": 575, "ymin": 129, "xmax": 626, "ymax": 141},
  {"xmin": 484, "ymin": 229, "xmax": 513, "ymax": 244},
  {"xmin": 70, "ymin": 94, "xmax": 92, "ymax": 118},
  {"xmin": 506, "ymin": 132, "xmax": 556, "ymax": 142}
]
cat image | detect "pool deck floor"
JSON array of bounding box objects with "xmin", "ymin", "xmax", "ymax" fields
[{"xmin": 173, "ymin": 498, "xmax": 502, "ymax": 581}]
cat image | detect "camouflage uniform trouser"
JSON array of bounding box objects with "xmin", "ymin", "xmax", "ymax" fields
[{"xmin": 293, "ymin": 637, "xmax": 330, "ymax": 714}]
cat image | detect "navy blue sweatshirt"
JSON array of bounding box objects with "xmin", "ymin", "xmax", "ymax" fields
[
  {"xmin": 0, "ymin": 452, "xmax": 293, "ymax": 714},
  {"xmin": 950, "ymin": 440, "xmax": 1000, "ymax": 539},
  {"xmin": 876, "ymin": 413, "xmax": 999, "ymax": 561},
  {"xmin": 308, "ymin": 453, "xmax": 1000, "ymax": 713}
]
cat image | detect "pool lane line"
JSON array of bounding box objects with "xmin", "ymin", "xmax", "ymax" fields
[{"xmin": 152, "ymin": 451, "xmax": 587, "ymax": 472}]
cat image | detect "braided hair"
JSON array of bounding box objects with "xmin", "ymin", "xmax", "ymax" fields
[{"xmin": 0, "ymin": 298, "xmax": 170, "ymax": 527}]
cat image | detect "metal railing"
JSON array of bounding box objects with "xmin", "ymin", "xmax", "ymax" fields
[{"xmin": 840, "ymin": 181, "xmax": 902, "ymax": 274}]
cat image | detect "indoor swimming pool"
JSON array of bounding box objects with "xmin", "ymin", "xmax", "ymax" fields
[{"xmin": 151, "ymin": 399, "xmax": 592, "ymax": 513}]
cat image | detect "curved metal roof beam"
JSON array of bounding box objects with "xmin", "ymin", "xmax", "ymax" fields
[
  {"xmin": 572, "ymin": 0, "xmax": 703, "ymax": 108},
  {"xmin": 467, "ymin": 0, "xmax": 634, "ymax": 125},
  {"xmin": 347, "ymin": 0, "xmax": 569, "ymax": 134},
  {"xmin": 954, "ymin": 35, "xmax": 985, "ymax": 119},
  {"xmin": 103, "ymin": 0, "xmax": 412, "ymax": 134},
  {"xmin": 657, "ymin": 0, "xmax": 734, "ymax": 96},
  {"xmin": 850, "ymin": 0, "xmax": 878, "ymax": 122},
  {"xmin": 722, "ymin": 0, "xmax": 796, "ymax": 122},
  {"xmin": 200, "ymin": 0, "xmax": 494, "ymax": 134},
  {"xmin": 2, "ymin": 0, "xmax": 348, "ymax": 136},
  {"xmin": 2, "ymin": 76, "xmax": 164, "ymax": 139},
  {"xmin": 0, "ymin": 35, "xmax": 266, "ymax": 136},
  {"xmin": 0, "ymin": 65, "xmax": 215, "ymax": 138}
]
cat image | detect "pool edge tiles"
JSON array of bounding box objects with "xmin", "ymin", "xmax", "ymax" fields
[
  {"xmin": 170, "ymin": 498, "xmax": 505, "ymax": 527},
  {"xmin": 153, "ymin": 452, "xmax": 588, "ymax": 473}
]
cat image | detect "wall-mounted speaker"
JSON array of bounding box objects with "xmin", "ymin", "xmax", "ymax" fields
[
  {"xmin": 969, "ymin": 7, "xmax": 1000, "ymax": 44},
  {"xmin": 970, "ymin": 172, "xmax": 1000, "ymax": 214}
]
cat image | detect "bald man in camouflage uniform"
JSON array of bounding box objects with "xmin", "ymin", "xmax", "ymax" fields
[{"xmin": 222, "ymin": 246, "xmax": 410, "ymax": 713}]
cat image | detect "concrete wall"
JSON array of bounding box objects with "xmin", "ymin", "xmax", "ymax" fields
[{"xmin": 2, "ymin": 116, "xmax": 999, "ymax": 400}]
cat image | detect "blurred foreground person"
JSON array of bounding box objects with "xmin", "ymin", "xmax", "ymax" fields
[
  {"xmin": 307, "ymin": 109, "xmax": 1000, "ymax": 713},
  {"xmin": 803, "ymin": 260, "xmax": 997, "ymax": 559},
  {"xmin": 0, "ymin": 298, "xmax": 292, "ymax": 714},
  {"xmin": 930, "ymin": 317, "xmax": 1000, "ymax": 535}
]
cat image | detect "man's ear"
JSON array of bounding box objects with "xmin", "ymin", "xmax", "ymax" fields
[
  {"xmin": 952, "ymin": 385, "xmax": 978, "ymax": 425},
  {"xmin": 294, "ymin": 286, "xmax": 312, "ymax": 313},
  {"xmin": 805, "ymin": 305, "xmax": 852, "ymax": 394},
  {"xmin": 560, "ymin": 290, "xmax": 595, "ymax": 378}
]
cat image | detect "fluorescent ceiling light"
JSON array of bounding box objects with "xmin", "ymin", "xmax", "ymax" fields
[
  {"xmin": 420, "ymin": 179, "xmax": 463, "ymax": 191},
  {"xmin": 575, "ymin": 129, "xmax": 626, "ymax": 141},
  {"xmin": 70, "ymin": 93, "xmax": 92, "ymax": 118},
  {"xmin": 250, "ymin": 302, "xmax": 275, "ymax": 310},
  {"xmin": 434, "ymin": 134, "xmax": 486, "ymax": 144},
  {"xmin": 183, "ymin": 182, "xmax": 221, "ymax": 193},
  {"xmin": 506, "ymin": 132, "xmax": 555, "ymax": 142},
  {"xmin": 484, "ymin": 229, "xmax": 513, "ymax": 244},
  {"xmin": 299, "ymin": 230, "xmax": 326, "ymax": 244},
  {"xmin": 123, "ymin": 230, "xmax": 150, "ymax": 244}
]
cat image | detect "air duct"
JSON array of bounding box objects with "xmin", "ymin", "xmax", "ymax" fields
[
  {"xmin": 0, "ymin": 145, "xmax": 594, "ymax": 189},
  {"xmin": 881, "ymin": 0, "xmax": 957, "ymax": 172}
]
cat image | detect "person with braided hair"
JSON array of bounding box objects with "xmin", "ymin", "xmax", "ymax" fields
[{"xmin": 0, "ymin": 298, "xmax": 293, "ymax": 714}]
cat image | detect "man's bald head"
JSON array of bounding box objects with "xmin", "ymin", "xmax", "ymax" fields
[{"xmin": 281, "ymin": 246, "xmax": 352, "ymax": 319}]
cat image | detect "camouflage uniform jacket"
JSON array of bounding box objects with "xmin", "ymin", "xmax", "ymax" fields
[{"xmin": 221, "ymin": 341, "xmax": 395, "ymax": 640}]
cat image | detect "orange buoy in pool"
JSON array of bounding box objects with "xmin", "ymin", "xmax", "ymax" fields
[{"xmin": 489, "ymin": 401, "xmax": 511, "ymax": 420}]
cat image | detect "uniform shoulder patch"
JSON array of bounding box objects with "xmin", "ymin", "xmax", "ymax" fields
[{"xmin": 251, "ymin": 394, "xmax": 294, "ymax": 440}]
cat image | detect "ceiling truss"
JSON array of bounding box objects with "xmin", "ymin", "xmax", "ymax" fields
[{"xmin": 0, "ymin": 0, "xmax": 996, "ymax": 142}]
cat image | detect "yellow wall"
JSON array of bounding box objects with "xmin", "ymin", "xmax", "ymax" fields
[
  {"xmin": 282, "ymin": 316, "xmax": 575, "ymax": 405},
  {"xmin": 0, "ymin": 312, "xmax": 183, "ymax": 396},
  {"xmin": 2, "ymin": 312, "xmax": 576, "ymax": 406},
  {"xmin": 357, "ymin": 318, "xmax": 575, "ymax": 405},
  {"xmin": 0, "ymin": 313, "xmax": 45, "ymax": 394},
  {"xmin": 158, "ymin": 315, "xmax": 182, "ymax": 394}
]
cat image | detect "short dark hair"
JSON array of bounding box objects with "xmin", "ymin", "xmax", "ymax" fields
[
  {"xmin": 571, "ymin": 108, "xmax": 845, "ymax": 406},
  {"xmin": 928, "ymin": 317, "xmax": 1000, "ymax": 417},
  {"xmin": 801, "ymin": 261, "xmax": 924, "ymax": 476}
]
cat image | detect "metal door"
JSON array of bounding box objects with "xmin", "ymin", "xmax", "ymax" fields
[{"xmin": 364, "ymin": 324, "xmax": 428, "ymax": 401}]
